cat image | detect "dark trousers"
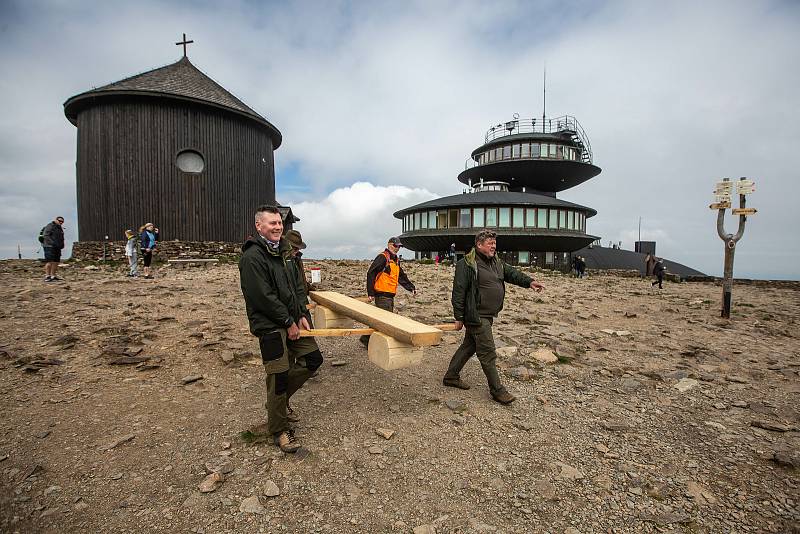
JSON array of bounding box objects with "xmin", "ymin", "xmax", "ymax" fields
[
  {"xmin": 652, "ymin": 273, "xmax": 663, "ymax": 288},
  {"xmin": 259, "ymin": 329, "xmax": 322, "ymax": 435},
  {"xmin": 360, "ymin": 295, "xmax": 394, "ymax": 346},
  {"xmin": 444, "ymin": 317, "xmax": 505, "ymax": 396}
]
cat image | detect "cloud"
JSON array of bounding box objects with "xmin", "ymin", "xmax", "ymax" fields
[
  {"xmin": 287, "ymin": 182, "xmax": 436, "ymax": 259},
  {"xmin": 0, "ymin": 0, "xmax": 798, "ymax": 278}
]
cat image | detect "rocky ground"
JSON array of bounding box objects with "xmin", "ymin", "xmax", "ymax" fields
[{"xmin": 0, "ymin": 259, "xmax": 798, "ymax": 533}]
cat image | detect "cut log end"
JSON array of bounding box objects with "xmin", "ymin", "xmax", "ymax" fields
[{"xmin": 368, "ymin": 332, "xmax": 423, "ymax": 371}]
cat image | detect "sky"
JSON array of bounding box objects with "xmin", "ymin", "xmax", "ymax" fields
[{"xmin": 0, "ymin": 0, "xmax": 798, "ymax": 279}]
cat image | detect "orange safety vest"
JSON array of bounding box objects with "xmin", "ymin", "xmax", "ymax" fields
[{"xmin": 373, "ymin": 251, "xmax": 400, "ymax": 295}]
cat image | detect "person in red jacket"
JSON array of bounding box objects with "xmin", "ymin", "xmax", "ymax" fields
[{"xmin": 360, "ymin": 237, "xmax": 416, "ymax": 347}]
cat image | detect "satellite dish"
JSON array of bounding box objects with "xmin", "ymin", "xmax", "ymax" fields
[{"xmin": 513, "ymin": 113, "xmax": 519, "ymax": 119}]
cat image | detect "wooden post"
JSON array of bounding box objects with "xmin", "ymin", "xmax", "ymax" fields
[
  {"xmin": 312, "ymin": 305, "xmax": 353, "ymax": 329},
  {"xmin": 368, "ymin": 332, "xmax": 424, "ymax": 370},
  {"xmin": 712, "ymin": 177, "xmax": 756, "ymax": 319}
]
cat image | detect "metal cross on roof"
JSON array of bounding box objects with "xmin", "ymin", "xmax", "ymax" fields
[{"xmin": 175, "ymin": 33, "xmax": 194, "ymax": 58}]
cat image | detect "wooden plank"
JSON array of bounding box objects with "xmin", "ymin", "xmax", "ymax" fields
[
  {"xmin": 299, "ymin": 328, "xmax": 375, "ymax": 337},
  {"xmin": 732, "ymin": 208, "xmax": 757, "ymax": 215},
  {"xmin": 709, "ymin": 202, "xmax": 731, "ymax": 210},
  {"xmin": 308, "ymin": 291, "xmax": 443, "ymax": 346},
  {"xmin": 299, "ymin": 323, "xmax": 459, "ymax": 338}
]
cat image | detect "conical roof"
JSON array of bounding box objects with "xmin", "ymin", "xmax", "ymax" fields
[{"xmin": 64, "ymin": 57, "xmax": 281, "ymax": 147}]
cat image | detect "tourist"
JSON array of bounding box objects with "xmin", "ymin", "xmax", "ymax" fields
[
  {"xmin": 285, "ymin": 229, "xmax": 312, "ymax": 293},
  {"xmin": 360, "ymin": 237, "xmax": 416, "ymax": 347},
  {"xmin": 449, "ymin": 243, "xmax": 457, "ymax": 263},
  {"xmin": 138, "ymin": 222, "xmax": 159, "ymax": 278},
  {"xmin": 644, "ymin": 253, "xmax": 657, "ymax": 278},
  {"xmin": 652, "ymin": 258, "xmax": 666, "ymax": 289},
  {"xmin": 124, "ymin": 229, "xmax": 138, "ymax": 277},
  {"xmin": 443, "ymin": 229, "xmax": 544, "ymax": 405},
  {"xmin": 42, "ymin": 216, "xmax": 65, "ymax": 282},
  {"xmin": 571, "ymin": 255, "xmax": 580, "ymax": 277},
  {"xmin": 577, "ymin": 256, "xmax": 587, "ymax": 278},
  {"xmin": 239, "ymin": 205, "xmax": 323, "ymax": 453}
]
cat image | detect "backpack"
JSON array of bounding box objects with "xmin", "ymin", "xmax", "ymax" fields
[{"xmin": 38, "ymin": 226, "xmax": 46, "ymax": 244}]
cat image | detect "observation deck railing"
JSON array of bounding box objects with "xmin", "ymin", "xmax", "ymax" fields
[{"xmin": 480, "ymin": 115, "xmax": 593, "ymax": 163}]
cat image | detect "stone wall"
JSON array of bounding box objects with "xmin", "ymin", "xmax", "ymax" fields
[{"xmin": 71, "ymin": 240, "xmax": 242, "ymax": 262}]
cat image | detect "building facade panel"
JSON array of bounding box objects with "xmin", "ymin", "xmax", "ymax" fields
[{"xmin": 75, "ymin": 97, "xmax": 275, "ymax": 242}]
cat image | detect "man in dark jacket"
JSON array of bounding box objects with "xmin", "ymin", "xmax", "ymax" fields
[
  {"xmin": 239, "ymin": 205, "xmax": 323, "ymax": 453},
  {"xmin": 360, "ymin": 237, "xmax": 416, "ymax": 346},
  {"xmin": 443, "ymin": 229, "xmax": 544, "ymax": 404},
  {"xmin": 42, "ymin": 216, "xmax": 65, "ymax": 282},
  {"xmin": 651, "ymin": 259, "xmax": 666, "ymax": 289}
]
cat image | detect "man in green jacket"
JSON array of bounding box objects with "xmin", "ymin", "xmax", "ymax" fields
[
  {"xmin": 443, "ymin": 229, "xmax": 544, "ymax": 404},
  {"xmin": 239, "ymin": 205, "xmax": 323, "ymax": 453}
]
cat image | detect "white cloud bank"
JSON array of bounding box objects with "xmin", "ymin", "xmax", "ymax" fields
[
  {"xmin": 0, "ymin": 0, "xmax": 798, "ymax": 279},
  {"xmin": 288, "ymin": 182, "xmax": 436, "ymax": 260}
]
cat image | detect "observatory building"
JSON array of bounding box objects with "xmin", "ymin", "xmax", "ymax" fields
[
  {"xmin": 64, "ymin": 42, "xmax": 283, "ymax": 244},
  {"xmin": 395, "ymin": 115, "xmax": 600, "ymax": 268}
]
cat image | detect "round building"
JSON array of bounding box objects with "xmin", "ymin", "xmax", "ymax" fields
[
  {"xmin": 395, "ymin": 115, "xmax": 600, "ymax": 268},
  {"xmin": 64, "ymin": 56, "xmax": 282, "ymax": 243}
]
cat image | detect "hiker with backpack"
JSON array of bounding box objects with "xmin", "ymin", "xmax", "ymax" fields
[{"xmin": 40, "ymin": 216, "xmax": 65, "ymax": 282}]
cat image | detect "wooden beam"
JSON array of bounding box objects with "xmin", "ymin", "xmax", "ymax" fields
[
  {"xmin": 308, "ymin": 291, "xmax": 443, "ymax": 346},
  {"xmin": 300, "ymin": 328, "xmax": 375, "ymax": 337},
  {"xmin": 299, "ymin": 323, "xmax": 460, "ymax": 338}
]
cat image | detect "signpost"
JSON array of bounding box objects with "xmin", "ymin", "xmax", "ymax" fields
[{"xmin": 710, "ymin": 177, "xmax": 757, "ymax": 318}]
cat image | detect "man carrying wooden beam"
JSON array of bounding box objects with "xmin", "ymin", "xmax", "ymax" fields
[
  {"xmin": 444, "ymin": 229, "xmax": 544, "ymax": 404},
  {"xmin": 359, "ymin": 237, "xmax": 416, "ymax": 347},
  {"xmin": 239, "ymin": 205, "xmax": 324, "ymax": 453}
]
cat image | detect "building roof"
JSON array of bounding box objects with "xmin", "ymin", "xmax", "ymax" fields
[
  {"xmin": 64, "ymin": 57, "xmax": 281, "ymax": 147},
  {"xmin": 393, "ymin": 190, "xmax": 597, "ymax": 218},
  {"xmin": 574, "ymin": 245, "xmax": 706, "ymax": 277}
]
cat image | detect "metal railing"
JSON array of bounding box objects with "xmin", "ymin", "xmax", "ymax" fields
[
  {"xmin": 463, "ymin": 142, "xmax": 587, "ymax": 170},
  {"xmin": 481, "ymin": 115, "xmax": 593, "ymax": 163}
]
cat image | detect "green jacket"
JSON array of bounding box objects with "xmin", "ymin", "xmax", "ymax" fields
[
  {"xmin": 452, "ymin": 247, "xmax": 533, "ymax": 326},
  {"xmin": 239, "ymin": 236, "xmax": 310, "ymax": 336}
]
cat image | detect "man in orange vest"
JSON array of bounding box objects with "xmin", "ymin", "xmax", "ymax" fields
[{"xmin": 360, "ymin": 237, "xmax": 416, "ymax": 347}]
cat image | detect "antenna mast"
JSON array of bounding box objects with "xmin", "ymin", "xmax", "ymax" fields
[{"xmin": 542, "ymin": 63, "xmax": 547, "ymax": 124}]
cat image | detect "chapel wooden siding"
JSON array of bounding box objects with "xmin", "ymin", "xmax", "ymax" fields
[{"xmin": 65, "ymin": 56, "xmax": 282, "ymax": 243}]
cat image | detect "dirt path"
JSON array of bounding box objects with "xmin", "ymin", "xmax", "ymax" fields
[{"xmin": 1, "ymin": 260, "xmax": 798, "ymax": 533}]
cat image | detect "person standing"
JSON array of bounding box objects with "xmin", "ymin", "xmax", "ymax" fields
[
  {"xmin": 239, "ymin": 206, "xmax": 323, "ymax": 453},
  {"xmin": 42, "ymin": 216, "xmax": 65, "ymax": 282},
  {"xmin": 577, "ymin": 256, "xmax": 586, "ymax": 278},
  {"xmin": 139, "ymin": 223, "xmax": 159, "ymax": 279},
  {"xmin": 285, "ymin": 229, "xmax": 313, "ymax": 294},
  {"xmin": 644, "ymin": 253, "xmax": 657, "ymax": 278},
  {"xmin": 360, "ymin": 237, "xmax": 416, "ymax": 347},
  {"xmin": 449, "ymin": 243, "xmax": 457, "ymax": 263},
  {"xmin": 443, "ymin": 229, "xmax": 544, "ymax": 404},
  {"xmin": 652, "ymin": 258, "xmax": 666, "ymax": 289},
  {"xmin": 124, "ymin": 229, "xmax": 138, "ymax": 277}
]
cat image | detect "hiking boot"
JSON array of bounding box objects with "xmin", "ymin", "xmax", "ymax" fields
[
  {"xmin": 492, "ymin": 391, "xmax": 516, "ymax": 405},
  {"xmin": 274, "ymin": 429, "xmax": 301, "ymax": 453},
  {"xmin": 287, "ymin": 405, "xmax": 300, "ymax": 423},
  {"xmin": 442, "ymin": 377, "xmax": 470, "ymax": 390}
]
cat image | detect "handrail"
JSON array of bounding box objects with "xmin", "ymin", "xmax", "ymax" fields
[{"xmin": 481, "ymin": 115, "xmax": 593, "ymax": 163}]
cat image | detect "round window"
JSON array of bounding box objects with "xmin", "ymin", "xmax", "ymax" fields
[{"xmin": 176, "ymin": 149, "xmax": 205, "ymax": 173}]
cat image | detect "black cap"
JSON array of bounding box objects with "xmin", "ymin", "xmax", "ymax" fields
[{"xmin": 388, "ymin": 237, "xmax": 402, "ymax": 247}]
